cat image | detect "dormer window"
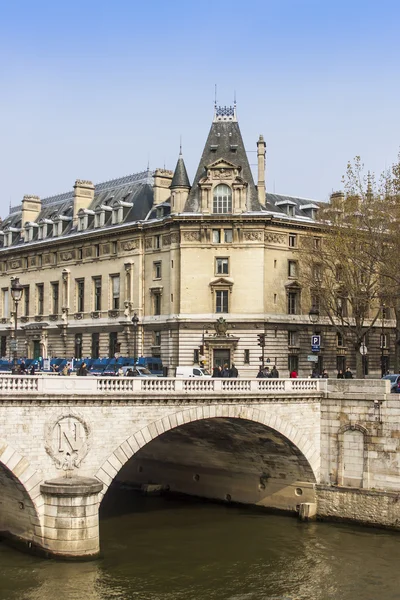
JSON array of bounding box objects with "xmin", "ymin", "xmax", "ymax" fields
[{"xmin": 213, "ymin": 184, "xmax": 232, "ymax": 214}]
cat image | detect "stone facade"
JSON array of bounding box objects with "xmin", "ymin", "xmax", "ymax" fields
[{"xmin": 0, "ymin": 107, "xmax": 394, "ymax": 377}]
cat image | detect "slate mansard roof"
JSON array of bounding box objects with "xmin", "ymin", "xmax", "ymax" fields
[{"xmin": 1, "ymin": 170, "xmax": 155, "ymax": 247}]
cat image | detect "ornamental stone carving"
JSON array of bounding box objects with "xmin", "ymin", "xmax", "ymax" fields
[
  {"xmin": 60, "ymin": 251, "xmax": 73, "ymax": 261},
  {"xmin": 30, "ymin": 257, "xmax": 36, "ymax": 267},
  {"xmin": 212, "ymin": 169, "xmax": 233, "ymax": 180},
  {"xmin": 85, "ymin": 247, "xmax": 92, "ymax": 257},
  {"xmin": 145, "ymin": 238, "xmax": 153, "ymax": 250},
  {"xmin": 122, "ymin": 240, "xmax": 139, "ymax": 251},
  {"xmin": 102, "ymin": 244, "xmax": 110, "ymax": 254},
  {"xmin": 265, "ymin": 232, "xmax": 285, "ymax": 244},
  {"xmin": 162, "ymin": 234, "xmax": 171, "ymax": 246},
  {"xmin": 44, "ymin": 254, "xmax": 51, "ymax": 264},
  {"xmin": 45, "ymin": 412, "xmax": 91, "ymax": 470},
  {"xmin": 244, "ymin": 231, "xmax": 262, "ymax": 241},
  {"xmin": 183, "ymin": 231, "xmax": 201, "ymax": 242},
  {"xmin": 170, "ymin": 232, "xmax": 179, "ymax": 244},
  {"xmin": 214, "ymin": 317, "xmax": 229, "ymax": 336},
  {"xmin": 9, "ymin": 259, "xmax": 21, "ymax": 269}
]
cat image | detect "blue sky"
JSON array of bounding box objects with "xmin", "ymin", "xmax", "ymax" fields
[{"xmin": 1, "ymin": 0, "xmax": 400, "ymax": 213}]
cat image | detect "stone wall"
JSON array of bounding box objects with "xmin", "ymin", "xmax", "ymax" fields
[{"xmin": 317, "ymin": 485, "xmax": 400, "ymax": 530}]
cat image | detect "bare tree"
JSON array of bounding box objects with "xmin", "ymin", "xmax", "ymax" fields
[{"xmin": 300, "ymin": 158, "xmax": 385, "ymax": 378}]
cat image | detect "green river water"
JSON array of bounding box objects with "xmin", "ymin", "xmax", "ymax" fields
[{"xmin": 0, "ymin": 490, "xmax": 399, "ymax": 600}]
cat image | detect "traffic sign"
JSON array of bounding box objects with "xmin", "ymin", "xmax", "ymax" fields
[
  {"xmin": 9, "ymin": 341, "xmax": 17, "ymax": 351},
  {"xmin": 311, "ymin": 335, "xmax": 321, "ymax": 352}
]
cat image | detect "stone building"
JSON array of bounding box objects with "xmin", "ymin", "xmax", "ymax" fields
[{"xmin": 0, "ymin": 105, "xmax": 391, "ymax": 376}]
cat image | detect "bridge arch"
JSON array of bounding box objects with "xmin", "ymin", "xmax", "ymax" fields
[
  {"xmin": 0, "ymin": 439, "xmax": 43, "ymax": 548},
  {"xmin": 96, "ymin": 404, "xmax": 319, "ymax": 499}
]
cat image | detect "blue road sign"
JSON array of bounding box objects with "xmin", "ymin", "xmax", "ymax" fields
[{"xmin": 311, "ymin": 335, "xmax": 321, "ymax": 352}]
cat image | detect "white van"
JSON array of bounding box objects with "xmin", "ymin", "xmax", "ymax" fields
[{"xmin": 175, "ymin": 366, "xmax": 211, "ymax": 378}]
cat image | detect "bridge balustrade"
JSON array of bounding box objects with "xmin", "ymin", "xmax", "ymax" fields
[{"xmin": 0, "ymin": 375, "xmax": 327, "ymax": 396}]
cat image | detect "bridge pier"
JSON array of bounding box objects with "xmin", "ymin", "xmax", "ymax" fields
[{"xmin": 40, "ymin": 477, "xmax": 103, "ymax": 559}]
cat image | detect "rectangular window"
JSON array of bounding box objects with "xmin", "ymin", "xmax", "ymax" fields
[
  {"xmin": 112, "ymin": 241, "xmax": 117, "ymax": 254},
  {"xmin": 95, "ymin": 244, "xmax": 100, "ymax": 258},
  {"xmin": 155, "ymin": 235, "xmax": 161, "ymax": 249},
  {"xmin": 0, "ymin": 336, "xmax": 6, "ymax": 357},
  {"xmin": 383, "ymin": 306, "xmax": 391, "ymax": 320},
  {"xmin": 288, "ymin": 331, "xmax": 299, "ymax": 346},
  {"xmin": 216, "ymin": 290, "xmax": 229, "ymax": 313},
  {"xmin": 380, "ymin": 333, "xmax": 388, "ymax": 349},
  {"xmin": 37, "ymin": 255, "xmax": 42, "ymax": 268},
  {"xmin": 313, "ymin": 265, "xmax": 322, "ymax": 281},
  {"xmin": 336, "ymin": 296, "xmax": 348, "ymax": 317},
  {"xmin": 77, "ymin": 248, "xmax": 83, "ymax": 260},
  {"xmin": 23, "ymin": 286, "xmax": 29, "ymax": 317},
  {"xmin": 111, "ymin": 275, "xmax": 120, "ymax": 310},
  {"xmin": 2, "ymin": 288, "xmax": 9, "ymax": 318},
  {"xmin": 288, "ymin": 355, "xmax": 299, "ymax": 372},
  {"xmin": 212, "ymin": 229, "xmax": 221, "ymax": 243},
  {"xmin": 109, "ymin": 332, "xmax": 118, "ymax": 357},
  {"xmin": 37, "ymin": 284, "xmax": 44, "ymax": 315},
  {"xmin": 311, "ymin": 293, "xmax": 320, "ymax": 312},
  {"xmin": 288, "ymin": 260, "xmax": 297, "ymax": 278},
  {"xmin": 52, "ymin": 252, "xmax": 57, "ymax": 265},
  {"xmin": 154, "ymin": 331, "xmax": 161, "ymax": 346},
  {"xmin": 314, "ymin": 237, "xmax": 321, "ymax": 250},
  {"xmin": 216, "ymin": 258, "xmax": 229, "ymax": 275},
  {"xmin": 224, "ymin": 229, "xmax": 233, "ymax": 243},
  {"xmin": 91, "ymin": 333, "xmax": 99, "ymax": 359},
  {"xmin": 51, "ymin": 282, "xmax": 59, "ymax": 314},
  {"xmin": 244, "ymin": 349, "xmax": 250, "ymax": 364},
  {"xmin": 77, "ymin": 279, "xmax": 85, "ymax": 313},
  {"xmin": 93, "ymin": 277, "xmax": 102, "ymax": 311},
  {"xmin": 337, "ymin": 333, "xmax": 344, "ymax": 347},
  {"xmin": 154, "ymin": 293, "xmax": 161, "ymax": 316},
  {"xmin": 289, "ymin": 234, "xmax": 297, "ymax": 248},
  {"xmin": 154, "ymin": 261, "xmax": 162, "ymax": 279},
  {"xmin": 287, "ymin": 291, "xmax": 298, "ymax": 315},
  {"xmin": 193, "ymin": 349, "xmax": 200, "ymax": 363}
]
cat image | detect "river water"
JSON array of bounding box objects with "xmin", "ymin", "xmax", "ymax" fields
[{"xmin": 0, "ymin": 490, "xmax": 399, "ymax": 600}]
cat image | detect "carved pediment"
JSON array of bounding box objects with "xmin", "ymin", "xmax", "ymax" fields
[
  {"xmin": 209, "ymin": 277, "xmax": 234, "ymax": 290},
  {"xmin": 207, "ymin": 158, "xmax": 239, "ymax": 170}
]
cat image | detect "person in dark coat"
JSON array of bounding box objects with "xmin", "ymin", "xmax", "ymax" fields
[
  {"xmin": 322, "ymin": 369, "xmax": 329, "ymax": 378},
  {"xmin": 344, "ymin": 367, "xmax": 353, "ymax": 379},
  {"xmin": 256, "ymin": 367, "xmax": 265, "ymax": 378},
  {"xmin": 337, "ymin": 369, "xmax": 344, "ymax": 379},
  {"xmin": 230, "ymin": 363, "xmax": 238, "ymax": 378},
  {"xmin": 221, "ymin": 364, "xmax": 230, "ymax": 377},
  {"xmin": 212, "ymin": 366, "xmax": 221, "ymax": 377},
  {"xmin": 270, "ymin": 365, "xmax": 279, "ymax": 378},
  {"xmin": 78, "ymin": 362, "xmax": 88, "ymax": 376}
]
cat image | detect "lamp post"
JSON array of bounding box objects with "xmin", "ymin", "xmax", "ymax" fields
[
  {"xmin": 131, "ymin": 313, "xmax": 139, "ymax": 364},
  {"xmin": 381, "ymin": 304, "xmax": 385, "ymax": 377},
  {"xmin": 10, "ymin": 277, "xmax": 23, "ymax": 374}
]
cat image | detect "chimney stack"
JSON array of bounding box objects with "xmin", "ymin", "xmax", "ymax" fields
[
  {"xmin": 257, "ymin": 134, "xmax": 266, "ymax": 206},
  {"xmin": 73, "ymin": 180, "xmax": 95, "ymax": 226}
]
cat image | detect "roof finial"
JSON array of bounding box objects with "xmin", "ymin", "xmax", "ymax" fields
[
  {"xmin": 214, "ymin": 84, "xmax": 217, "ymax": 108},
  {"xmin": 147, "ymin": 157, "xmax": 150, "ymax": 173},
  {"xmin": 179, "ymin": 134, "xmax": 182, "ymax": 156}
]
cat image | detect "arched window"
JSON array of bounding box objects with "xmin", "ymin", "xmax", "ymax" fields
[{"xmin": 213, "ymin": 184, "xmax": 232, "ymax": 214}]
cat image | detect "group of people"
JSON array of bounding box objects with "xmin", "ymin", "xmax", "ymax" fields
[
  {"xmin": 257, "ymin": 365, "xmax": 279, "ymax": 378},
  {"xmin": 212, "ymin": 363, "xmax": 239, "ymax": 378},
  {"xmin": 309, "ymin": 367, "xmax": 353, "ymax": 379}
]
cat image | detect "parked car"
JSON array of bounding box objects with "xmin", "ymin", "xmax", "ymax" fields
[
  {"xmin": 382, "ymin": 374, "xmax": 400, "ymax": 393},
  {"xmin": 124, "ymin": 366, "xmax": 153, "ymax": 377},
  {"xmin": 175, "ymin": 366, "xmax": 211, "ymax": 378}
]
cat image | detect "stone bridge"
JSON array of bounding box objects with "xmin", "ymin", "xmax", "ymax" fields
[{"xmin": 0, "ymin": 375, "xmax": 399, "ymax": 559}]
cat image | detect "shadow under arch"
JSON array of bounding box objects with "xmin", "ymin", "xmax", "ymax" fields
[
  {"xmin": 0, "ymin": 439, "xmax": 43, "ymax": 548},
  {"xmin": 96, "ymin": 405, "xmax": 319, "ymax": 501}
]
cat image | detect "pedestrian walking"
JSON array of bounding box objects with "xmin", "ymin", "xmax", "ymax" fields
[
  {"xmin": 270, "ymin": 365, "xmax": 279, "ymax": 378},
  {"xmin": 344, "ymin": 367, "xmax": 353, "ymax": 379},
  {"xmin": 230, "ymin": 363, "xmax": 238, "ymax": 378},
  {"xmin": 221, "ymin": 364, "xmax": 230, "ymax": 377}
]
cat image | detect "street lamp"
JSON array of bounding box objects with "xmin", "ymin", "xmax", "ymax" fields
[
  {"xmin": 381, "ymin": 304, "xmax": 385, "ymax": 377},
  {"xmin": 131, "ymin": 313, "xmax": 139, "ymax": 364},
  {"xmin": 10, "ymin": 277, "xmax": 23, "ymax": 374},
  {"xmin": 308, "ymin": 305, "xmax": 320, "ymax": 325}
]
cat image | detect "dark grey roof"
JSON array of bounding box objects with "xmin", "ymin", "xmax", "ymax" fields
[
  {"xmin": 265, "ymin": 193, "xmax": 320, "ymax": 218},
  {"xmin": 171, "ymin": 155, "xmax": 190, "ymax": 189},
  {"xmin": 185, "ymin": 117, "xmax": 260, "ymax": 212}
]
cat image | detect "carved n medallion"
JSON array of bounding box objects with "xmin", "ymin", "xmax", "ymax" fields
[{"xmin": 45, "ymin": 412, "xmax": 91, "ymax": 470}]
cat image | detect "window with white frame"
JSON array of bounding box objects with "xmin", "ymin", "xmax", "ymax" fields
[
  {"xmin": 216, "ymin": 290, "xmax": 229, "ymax": 313},
  {"xmin": 288, "ymin": 331, "xmax": 299, "ymax": 346},
  {"xmin": 153, "ymin": 261, "xmax": 162, "ymax": 279},
  {"xmin": 288, "ymin": 260, "xmax": 298, "ymax": 278},
  {"xmin": 212, "ymin": 228, "xmax": 233, "ymax": 244},
  {"xmin": 213, "ymin": 184, "xmax": 232, "ymax": 214},
  {"xmin": 215, "ymin": 257, "xmax": 229, "ymax": 275},
  {"xmin": 289, "ymin": 233, "xmax": 297, "ymax": 248},
  {"xmin": 110, "ymin": 275, "xmax": 120, "ymax": 310}
]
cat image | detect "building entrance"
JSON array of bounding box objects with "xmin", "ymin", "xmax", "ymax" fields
[
  {"xmin": 33, "ymin": 340, "xmax": 40, "ymax": 359},
  {"xmin": 213, "ymin": 349, "xmax": 230, "ymax": 368}
]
